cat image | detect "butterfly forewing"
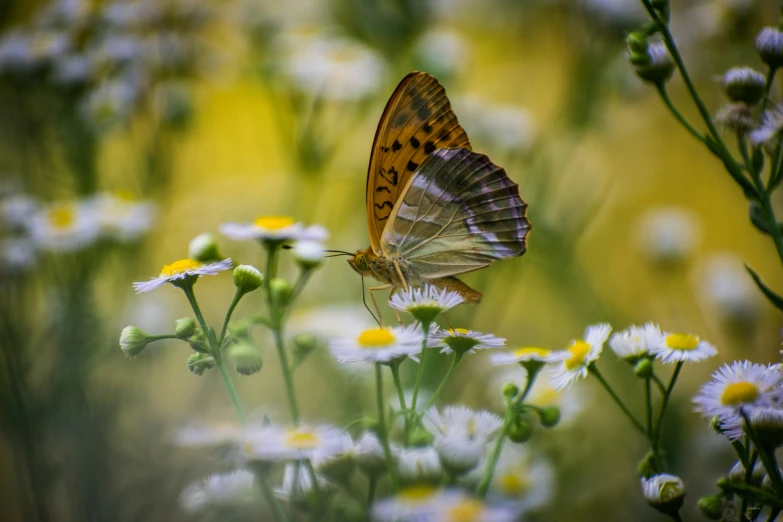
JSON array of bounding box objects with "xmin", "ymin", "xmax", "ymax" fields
[
  {"xmin": 366, "ymin": 72, "xmax": 471, "ymax": 253},
  {"xmin": 381, "ymin": 148, "xmax": 529, "ymax": 279}
]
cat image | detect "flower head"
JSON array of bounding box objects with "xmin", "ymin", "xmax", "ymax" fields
[
  {"xmin": 756, "ymin": 27, "xmax": 783, "ymax": 68},
  {"xmin": 423, "ymin": 406, "xmax": 503, "ymax": 476},
  {"xmin": 490, "ymin": 347, "xmax": 558, "ymax": 366},
  {"xmin": 241, "ymin": 424, "xmax": 345, "ymax": 462},
  {"xmin": 180, "ymin": 470, "xmax": 255, "ymax": 513},
  {"xmin": 30, "ymin": 200, "xmax": 100, "ymax": 252},
  {"xmin": 694, "ymin": 361, "xmax": 783, "ymax": 440},
  {"xmin": 132, "ymin": 258, "xmax": 233, "ymax": 293},
  {"xmin": 389, "ymin": 285, "xmax": 464, "ymax": 324},
  {"xmin": 397, "ymin": 446, "xmax": 442, "ymax": 484},
  {"xmin": 220, "ymin": 216, "xmax": 327, "ymax": 243},
  {"xmin": 750, "ymin": 105, "xmax": 783, "ymax": 147},
  {"xmin": 609, "ymin": 324, "xmax": 657, "ymax": 361},
  {"xmin": 648, "ymin": 328, "xmax": 716, "ymax": 363},
  {"xmin": 90, "ymin": 192, "xmax": 156, "ymax": 242},
  {"xmin": 634, "ymin": 207, "xmax": 699, "ymax": 265},
  {"xmin": 722, "ymin": 67, "xmax": 766, "ymax": 105},
  {"xmin": 641, "ymin": 474, "xmax": 685, "ymax": 515},
  {"xmin": 715, "ymin": 103, "xmax": 756, "ymax": 134},
  {"xmin": 328, "ymin": 324, "xmax": 427, "ymax": 364},
  {"xmin": 430, "ymin": 328, "xmax": 505, "ymax": 356},
  {"xmin": 293, "ymin": 240, "xmax": 325, "ymax": 269},
  {"xmin": 494, "ymin": 367, "xmax": 589, "ymax": 426},
  {"xmin": 549, "ymin": 323, "xmax": 611, "ymax": 390},
  {"xmin": 354, "ymin": 432, "xmax": 397, "ymax": 475},
  {"xmin": 486, "ymin": 445, "xmax": 554, "ymax": 510},
  {"xmin": 631, "ymin": 42, "xmax": 674, "ymax": 85},
  {"xmin": 276, "ymin": 462, "xmax": 331, "ymax": 501}
]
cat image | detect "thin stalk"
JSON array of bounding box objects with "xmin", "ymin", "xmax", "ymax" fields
[
  {"xmin": 768, "ymin": 138, "xmax": 783, "ymax": 191},
  {"xmin": 146, "ymin": 334, "xmax": 180, "ymax": 342},
  {"xmin": 655, "ymin": 85, "xmax": 708, "ymax": 146},
  {"xmin": 651, "ymin": 373, "xmax": 667, "ymax": 395},
  {"xmin": 410, "ymin": 321, "xmax": 431, "ymax": 413},
  {"xmin": 589, "ymin": 365, "xmax": 647, "ymax": 436},
  {"xmin": 304, "ymin": 459, "xmax": 325, "ymax": 512},
  {"xmin": 219, "ymin": 288, "xmax": 245, "ymax": 344},
  {"xmin": 423, "ymin": 353, "xmax": 463, "ymax": 411},
  {"xmin": 760, "ymin": 67, "xmax": 778, "ymax": 117},
  {"xmin": 654, "ymin": 362, "xmax": 683, "ymax": 444},
  {"xmin": 274, "ymin": 327, "xmax": 300, "ymax": 425},
  {"xmin": 742, "ymin": 409, "xmax": 783, "ymax": 497},
  {"xmin": 367, "ymin": 475, "xmax": 377, "ymax": 506},
  {"xmin": 258, "ymin": 471, "xmax": 289, "ymax": 522},
  {"xmin": 182, "ymin": 284, "xmax": 209, "ymax": 337},
  {"xmin": 722, "ymin": 481, "xmax": 783, "ymax": 511},
  {"xmin": 740, "ymin": 450, "xmax": 759, "ymax": 522},
  {"xmin": 215, "ymin": 355, "xmax": 246, "ymax": 424},
  {"xmin": 375, "ymin": 363, "xmax": 398, "ymax": 490},
  {"xmin": 389, "ymin": 362, "xmax": 409, "ymax": 436}
]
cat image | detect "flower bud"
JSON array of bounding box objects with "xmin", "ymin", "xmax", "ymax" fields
[
  {"xmin": 119, "ymin": 325, "xmax": 149, "ymax": 357},
  {"xmin": 269, "ymin": 278, "xmax": 293, "ymax": 309},
  {"xmin": 226, "ymin": 341, "xmax": 263, "ymax": 376},
  {"xmin": 174, "ymin": 317, "xmax": 197, "ymax": 339},
  {"xmin": 714, "ymin": 103, "xmax": 755, "ymax": 134},
  {"xmin": 187, "ymin": 352, "xmax": 215, "ymax": 375},
  {"xmin": 641, "ymin": 474, "xmax": 685, "ymax": 517},
  {"xmin": 398, "ymin": 447, "xmax": 441, "ymax": 485},
  {"xmin": 723, "ymin": 67, "xmax": 766, "ymax": 105},
  {"xmin": 502, "ymin": 383, "xmax": 519, "ymax": 401},
  {"xmin": 317, "ymin": 450, "xmax": 355, "ymax": 485},
  {"xmin": 697, "ymin": 494, "xmax": 724, "ymax": 520},
  {"xmin": 187, "ymin": 332, "xmax": 209, "ymax": 354},
  {"xmin": 632, "ymin": 42, "xmax": 674, "ymax": 85},
  {"xmin": 188, "ymin": 233, "xmax": 222, "ymax": 263},
  {"xmin": 434, "ymin": 433, "xmax": 482, "ymax": 476},
  {"xmin": 354, "ymin": 432, "xmax": 392, "ymax": 476},
  {"xmin": 293, "ymin": 240, "xmax": 325, "ymax": 270},
  {"xmin": 292, "ymin": 333, "xmax": 318, "ymax": 363},
  {"xmin": 756, "ymin": 27, "xmax": 783, "ymax": 68},
  {"xmin": 408, "ymin": 426, "xmax": 434, "ymax": 447},
  {"xmin": 634, "ymin": 358, "xmax": 654, "ymax": 379},
  {"xmin": 637, "ymin": 451, "xmax": 658, "ymax": 478},
  {"xmin": 233, "ymin": 264, "xmax": 263, "ymax": 294},
  {"xmin": 626, "ymin": 32, "xmax": 648, "ymax": 54},
  {"xmin": 537, "ymin": 406, "xmax": 561, "ymax": 428},
  {"xmin": 747, "ymin": 406, "xmax": 783, "ymax": 449},
  {"xmin": 507, "ymin": 418, "xmax": 533, "ymax": 444}
]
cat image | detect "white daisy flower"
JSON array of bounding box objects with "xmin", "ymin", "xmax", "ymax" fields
[
  {"xmin": 433, "ymin": 495, "xmax": 520, "ymax": 522},
  {"xmin": 1, "ymin": 238, "xmax": 36, "ymax": 272},
  {"xmin": 275, "ymin": 462, "xmax": 331, "ymax": 501},
  {"xmin": 1, "ymin": 194, "xmax": 38, "ymax": 231},
  {"xmin": 389, "ymin": 284, "xmax": 464, "ymax": 324},
  {"xmin": 293, "ymin": 240, "xmax": 325, "ymax": 268},
  {"xmin": 634, "ymin": 207, "xmax": 700, "ymax": 265},
  {"xmin": 549, "ymin": 323, "xmax": 612, "ymax": 390},
  {"xmin": 397, "ymin": 446, "xmax": 442, "ymax": 483},
  {"xmin": 132, "ymin": 258, "xmax": 233, "ymax": 293},
  {"xmin": 693, "ymin": 361, "xmax": 783, "ymax": 440},
  {"xmin": 90, "ymin": 192, "xmax": 156, "ymax": 242},
  {"xmin": 423, "ymin": 406, "xmax": 503, "ymax": 475},
  {"xmin": 751, "ymin": 105, "xmax": 783, "ymax": 146},
  {"xmin": 29, "ymin": 200, "xmax": 101, "ymax": 252},
  {"xmin": 220, "ymin": 215, "xmax": 328, "ymax": 243},
  {"xmin": 372, "ymin": 485, "xmax": 444, "ymax": 522},
  {"xmin": 430, "ymin": 328, "xmax": 505, "ymax": 356},
  {"xmin": 487, "ymin": 445, "xmax": 554, "ymax": 511},
  {"xmin": 609, "ymin": 324, "xmax": 657, "ymax": 361},
  {"xmin": 241, "ymin": 424, "xmax": 345, "ymax": 462},
  {"xmin": 647, "ymin": 328, "xmax": 717, "ymax": 363},
  {"xmin": 179, "ymin": 470, "xmax": 255, "ymax": 513},
  {"xmin": 641, "ymin": 473, "xmax": 685, "ymax": 510},
  {"xmin": 328, "ymin": 324, "xmax": 426, "ymax": 364},
  {"xmin": 489, "ymin": 347, "xmax": 560, "ymax": 366}
]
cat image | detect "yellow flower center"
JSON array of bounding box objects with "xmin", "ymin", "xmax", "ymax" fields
[
  {"xmin": 665, "ymin": 333, "xmax": 700, "ymax": 351},
  {"xmin": 721, "ymin": 381, "xmax": 760, "ymax": 406},
  {"xmin": 160, "ymin": 259, "xmax": 202, "ymax": 277},
  {"xmin": 398, "ymin": 485, "xmax": 437, "ymax": 504},
  {"xmin": 449, "ymin": 328, "xmax": 469, "ymax": 335},
  {"xmin": 357, "ymin": 328, "xmax": 396, "ymax": 348},
  {"xmin": 254, "ymin": 216, "xmax": 295, "ymax": 230},
  {"xmin": 284, "ymin": 429, "xmax": 320, "ymax": 449},
  {"xmin": 498, "ymin": 472, "xmax": 530, "ymax": 496},
  {"xmin": 513, "ymin": 347, "xmax": 550, "ymax": 359},
  {"xmin": 467, "ymin": 418, "xmax": 476, "ymax": 436},
  {"xmin": 447, "ymin": 500, "xmax": 484, "ymax": 522},
  {"xmin": 530, "ymin": 384, "xmax": 559, "ymax": 407},
  {"xmin": 47, "ymin": 205, "xmax": 75, "ymax": 230},
  {"xmin": 564, "ymin": 340, "xmax": 591, "ymax": 371}
]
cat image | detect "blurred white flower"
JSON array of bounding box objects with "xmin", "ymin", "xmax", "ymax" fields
[
  {"xmin": 275, "ymin": 462, "xmax": 331, "ymax": 501},
  {"xmin": 241, "ymin": 424, "xmax": 345, "ymax": 462},
  {"xmin": 29, "ymin": 200, "xmax": 100, "ymax": 252},
  {"xmin": 1, "ymin": 194, "xmax": 38, "ymax": 231},
  {"xmin": 493, "ymin": 367, "xmax": 588, "ymax": 426},
  {"xmin": 374, "ymin": 486, "xmax": 519, "ymax": 522},
  {"xmin": 175, "ymin": 423, "xmax": 242, "ymax": 447},
  {"xmin": 487, "ymin": 444, "xmax": 554, "ymax": 510},
  {"xmin": 180, "ymin": 470, "xmax": 255, "ymax": 513},
  {"xmin": 221, "ymin": 216, "xmax": 327, "ymax": 243},
  {"xmin": 289, "ymin": 304, "xmax": 375, "ymax": 340},
  {"xmin": 414, "ymin": 29, "xmax": 470, "ymax": 79},
  {"xmin": 1, "ymin": 238, "xmax": 36, "ymax": 272},
  {"xmin": 51, "ymin": 53, "xmax": 92, "ymax": 85},
  {"xmin": 423, "ymin": 406, "xmax": 503, "ymax": 475},
  {"xmin": 582, "ymin": 0, "xmax": 646, "ymax": 25},
  {"xmin": 280, "ymin": 34, "xmax": 386, "ymax": 100},
  {"xmin": 634, "ymin": 207, "xmax": 700, "ymax": 265},
  {"xmin": 397, "ymin": 446, "xmax": 442, "ymax": 483},
  {"xmin": 457, "ymin": 95, "xmax": 536, "ymax": 153},
  {"xmin": 695, "ymin": 253, "xmax": 760, "ymax": 324},
  {"xmin": 81, "ymin": 80, "xmax": 138, "ymax": 131},
  {"xmin": 354, "ymin": 431, "xmax": 398, "ymax": 476},
  {"xmin": 609, "ymin": 323, "xmax": 658, "ymax": 361},
  {"xmin": 90, "ymin": 192, "xmax": 156, "ymax": 242}
]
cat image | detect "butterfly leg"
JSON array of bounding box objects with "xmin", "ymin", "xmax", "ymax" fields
[
  {"xmin": 393, "ymin": 260, "xmax": 409, "ymax": 292},
  {"xmin": 389, "ymin": 288, "xmax": 402, "ymax": 325},
  {"xmin": 440, "ymin": 312, "xmax": 453, "ymax": 330},
  {"xmin": 369, "ymin": 284, "xmax": 393, "ymax": 326}
]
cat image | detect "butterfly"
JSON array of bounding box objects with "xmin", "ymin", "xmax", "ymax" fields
[{"xmin": 348, "ymin": 71, "xmax": 530, "ymax": 317}]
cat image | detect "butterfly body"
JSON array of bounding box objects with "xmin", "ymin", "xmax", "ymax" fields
[{"xmin": 351, "ymin": 72, "xmax": 530, "ymax": 309}]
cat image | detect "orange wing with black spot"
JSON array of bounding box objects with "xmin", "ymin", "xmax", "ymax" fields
[{"xmin": 366, "ymin": 72, "xmax": 471, "ymax": 253}]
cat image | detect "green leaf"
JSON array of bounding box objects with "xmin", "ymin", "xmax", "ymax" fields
[{"xmin": 746, "ymin": 265, "xmax": 783, "ymax": 311}]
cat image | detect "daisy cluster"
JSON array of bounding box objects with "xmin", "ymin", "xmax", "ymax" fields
[{"xmin": 1, "ymin": 191, "xmax": 156, "ymax": 271}]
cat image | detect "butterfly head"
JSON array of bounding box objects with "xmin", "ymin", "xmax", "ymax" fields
[{"xmin": 347, "ymin": 247, "xmax": 375, "ymax": 276}]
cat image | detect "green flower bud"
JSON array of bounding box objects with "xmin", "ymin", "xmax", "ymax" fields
[
  {"xmin": 637, "ymin": 451, "xmax": 658, "ymax": 478},
  {"xmin": 723, "ymin": 67, "xmax": 766, "ymax": 105},
  {"xmin": 174, "ymin": 317, "xmax": 197, "ymax": 339},
  {"xmin": 507, "ymin": 418, "xmax": 533, "ymax": 444},
  {"xmin": 187, "ymin": 352, "xmax": 215, "ymax": 375},
  {"xmin": 233, "ymin": 264, "xmax": 263, "ymax": 294},
  {"xmin": 697, "ymin": 494, "xmax": 723, "ymax": 520},
  {"xmin": 318, "ymin": 452, "xmax": 355, "ymax": 486},
  {"xmin": 187, "ymin": 332, "xmax": 209, "ymax": 354},
  {"xmin": 538, "ymin": 406, "xmax": 561, "ymax": 428},
  {"xmin": 227, "ymin": 341, "xmax": 263, "ymax": 375},
  {"xmin": 292, "ymin": 333, "xmax": 318, "ymax": 365},
  {"xmin": 632, "ymin": 42, "xmax": 674, "ymax": 86},
  {"xmin": 119, "ymin": 325, "xmax": 149, "ymax": 357},
  {"xmin": 634, "ymin": 358, "xmax": 654, "ymax": 379},
  {"xmin": 408, "ymin": 426, "xmax": 435, "ymax": 447},
  {"xmin": 188, "ymin": 233, "xmax": 222, "ymax": 263},
  {"xmin": 502, "ymin": 383, "xmax": 519, "ymax": 401},
  {"xmin": 626, "ymin": 32, "xmax": 649, "ymax": 54},
  {"xmin": 269, "ymin": 278, "xmax": 293, "ymax": 309},
  {"xmin": 642, "ymin": 474, "xmax": 685, "ymax": 518}
]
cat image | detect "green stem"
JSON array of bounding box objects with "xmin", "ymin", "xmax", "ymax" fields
[
  {"xmin": 274, "ymin": 327, "xmax": 300, "ymax": 425},
  {"xmin": 258, "ymin": 470, "xmax": 289, "ymax": 522},
  {"xmin": 375, "ymin": 363, "xmax": 398, "ymax": 490},
  {"xmin": 654, "ymin": 361, "xmax": 683, "ymax": 444},
  {"xmin": 303, "ymin": 459, "xmax": 325, "ymax": 511},
  {"xmin": 476, "ymin": 366, "xmax": 541, "ymax": 498},
  {"xmin": 760, "ymin": 66, "xmax": 778, "ymax": 117},
  {"xmin": 291, "ymin": 269, "xmax": 312, "ymax": 303},
  {"xmin": 739, "ymin": 134, "xmax": 754, "ymax": 173},
  {"xmin": 423, "ymin": 353, "xmax": 463, "ymax": 411},
  {"xmin": 742, "ymin": 409, "xmax": 783, "ymax": 497},
  {"xmin": 215, "ymin": 355, "xmax": 246, "ymax": 424},
  {"xmin": 754, "ymin": 176, "xmax": 783, "ymax": 265},
  {"xmin": 146, "ymin": 334, "xmax": 179, "ymax": 342},
  {"xmin": 367, "ymin": 475, "xmax": 377, "ymax": 507},
  {"xmin": 721, "ymin": 482, "xmax": 783, "ymax": 511},
  {"xmin": 410, "ymin": 320, "xmax": 431, "ymax": 413},
  {"xmin": 655, "ymin": 85, "xmax": 708, "ymax": 146},
  {"xmin": 182, "ymin": 284, "xmax": 210, "ymax": 339},
  {"xmin": 219, "ymin": 288, "xmax": 245, "ymax": 344},
  {"xmin": 740, "ymin": 450, "xmax": 758, "ymax": 522},
  {"xmin": 389, "ymin": 362, "xmax": 409, "ymax": 436},
  {"xmin": 589, "ymin": 365, "xmax": 647, "ymax": 436},
  {"xmin": 768, "ymin": 138, "xmax": 783, "ymax": 191},
  {"xmin": 651, "ymin": 373, "xmax": 667, "ymax": 395}
]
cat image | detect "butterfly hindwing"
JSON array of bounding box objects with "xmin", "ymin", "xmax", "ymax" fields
[
  {"xmin": 366, "ymin": 72, "xmax": 471, "ymax": 253},
  {"xmin": 381, "ymin": 148, "xmax": 529, "ymax": 279}
]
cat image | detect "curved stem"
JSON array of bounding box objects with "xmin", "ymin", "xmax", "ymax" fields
[
  {"xmin": 389, "ymin": 362, "xmax": 409, "ymax": 437},
  {"xmin": 215, "ymin": 355, "xmax": 246, "ymax": 424},
  {"xmin": 219, "ymin": 288, "xmax": 245, "ymax": 344},
  {"xmin": 423, "ymin": 353, "xmax": 463, "ymax": 411},
  {"xmin": 654, "ymin": 362, "xmax": 683, "ymax": 444},
  {"xmin": 182, "ymin": 285, "xmax": 209, "ymax": 338},
  {"xmin": 651, "ymin": 373, "xmax": 667, "ymax": 395},
  {"xmin": 655, "ymin": 85, "xmax": 708, "ymax": 146},
  {"xmin": 375, "ymin": 363, "xmax": 397, "ymax": 490},
  {"xmin": 589, "ymin": 365, "xmax": 647, "ymax": 436},
  {"xmin": 410, "ymin": 321, "xmax": 431, "ymax": 413}
]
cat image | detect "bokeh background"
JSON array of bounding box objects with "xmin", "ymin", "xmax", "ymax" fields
[{"xmin": 1, "ymin": 0, "xmax": 782, "ymax": 520}]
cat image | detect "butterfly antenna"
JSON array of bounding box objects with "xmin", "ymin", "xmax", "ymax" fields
[{"xmin": 361, "ymin": 276, "xmax": 380, "ymax": 326}]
